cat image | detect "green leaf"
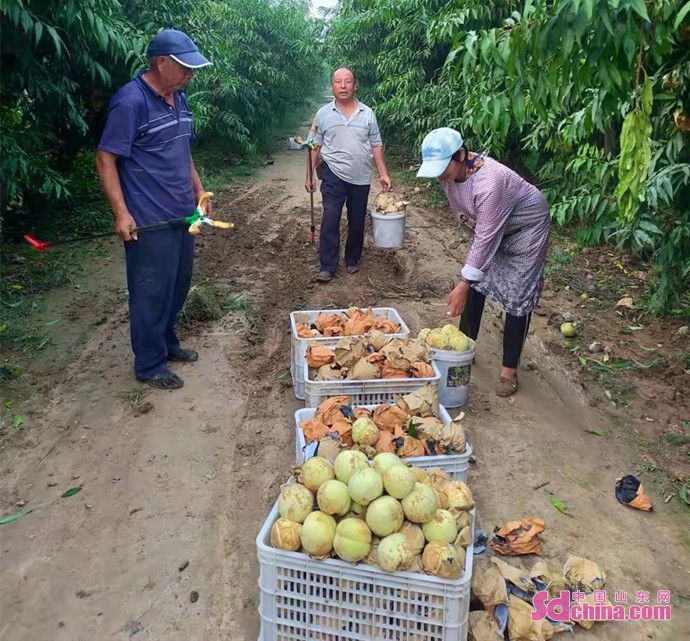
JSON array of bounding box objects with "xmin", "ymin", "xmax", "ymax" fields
[
  {"xmin": 12, "ymin": 415, "xmax": 24, "ymax": 429},
  {"xmin": 679, "ymin": 484, "xmax": 690, "ymax": 506},
  {"xmin": 34, "ymin": 21, "xmax": 43, "ymax": 45},
  {"xmin": 45, "ymin": 25, "xmax": 63, "ymax": 56},
  {"xmin": 674, "ymin": 1, "xmax": 690, "ymax": 29},
  {"xmin": 0, "ymin": 507, "xmax": 34, "ymax": 525},
  {"xmin": 513, "ymin": 91, "xmax": 525, "ymax": 127},
  {"xmin": 586, "ymin": 429, "xmax": 607, "ymax": 436},
  {"xmin": 550, "ymin": 497, "xmax": 570, "ymax": 514},
  {"xmin": 61, "ymin": 487, "xmax": 82, "ymax": 498},
  {"xmin": 629, "ymin": 0, "xmax": 650, "ymax": 22},
  {"xmin": 407, "ymin": 420, "xmax": 419, "ymax": 438},
  {"xmin": 562, "ymin": 30, "xmax": 574, "ymax": 57}
]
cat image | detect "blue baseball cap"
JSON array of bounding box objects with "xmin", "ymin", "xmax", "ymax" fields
[
  {"xmin": 147, "ymin": 29, "xmax": 212, "ymax": 69},
  {"xmin": 416, "ymin": 128, "xmax": 464, "ymax": 178}
]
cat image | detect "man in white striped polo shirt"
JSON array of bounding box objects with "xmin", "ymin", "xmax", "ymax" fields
[{"xmin": 305, "ymin": 68, "xmax": 392, "ymax": 282}]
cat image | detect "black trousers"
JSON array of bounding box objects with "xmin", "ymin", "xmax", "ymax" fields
[
  {"xmin": 124, "ymin": 228, "xmax": 194, "ymax": 379},
  {"xmin": 459, "ymin": 288, "xmax": 531, "ymax": 369},
  {"xmin": 319, "ymin": 162, "xmax": 371, "ymax": 273}
]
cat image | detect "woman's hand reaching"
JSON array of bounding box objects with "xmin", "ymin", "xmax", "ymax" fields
[{"xmin": 446, "ymin": 280, "xmax": 471, "ymax": 317}]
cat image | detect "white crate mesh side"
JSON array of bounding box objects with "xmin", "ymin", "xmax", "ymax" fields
[
  {"xmin": 290, "ymin": 308, "xmax": 410, "ymax": 401},
  {"xmin": 303, "ymin": 361, "xmax": 441, "ymax": 409},
  {"xmin": 258, "ymin": 503, "xmax": 473, "ymax": 641},
  {"xmin": 293, "ymin": 404, "xmax": 472, "ymax": 481}
]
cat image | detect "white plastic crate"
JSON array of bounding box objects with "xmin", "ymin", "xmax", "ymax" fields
[
  {"xmin": 257, "ymin": 502, "xmax": 474, "ymax": 641},
  {"xmin": 290, "ymin": 308, "xmax": 410, "ymax": 400},
  {"xmin": 294, "ymin": 404, "xmax": 472, "ymax": 481},
  {"xmin": 303, "ymin": 360, "xmax": 441, "ymax": 408}
]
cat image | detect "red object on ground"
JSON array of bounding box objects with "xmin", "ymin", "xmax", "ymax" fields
[{"xmin": 24, "ymin": 234, "xmax": 49, "ymax": 251}]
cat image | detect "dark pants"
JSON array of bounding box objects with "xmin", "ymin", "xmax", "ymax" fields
[
  {"xmin": 319, "ymin": 162, "xmax": 371, "ymax": 273},
  {"xmin": 459, "ymin": 289, "xmax": 531, "ymax": 369},
  {"xmin": 124, "ymin": 228, "xmax": 195, "ymax": 379}
]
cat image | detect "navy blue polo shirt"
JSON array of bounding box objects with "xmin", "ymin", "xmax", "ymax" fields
[{"xmin": 98, "ymin": 72, "xmax": 196, "ymax": 226}]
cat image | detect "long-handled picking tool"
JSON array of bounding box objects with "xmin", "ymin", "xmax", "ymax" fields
[
  {"xmin": 294, "ymin": 127, "xmax": 319, "ymax": 244},
  {"xmin": 23, "ymin": 192, "xmax": 233, "ymax": 252},
  {"xmin": 307, "ymin": 148, "xmax": 316, "ymax": 244}
]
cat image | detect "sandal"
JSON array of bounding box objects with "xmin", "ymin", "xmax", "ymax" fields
[
  {"xmin": 168, "ymin": 347, "xmax": 199, "ymax": 362},
  {"xmin": 138, "ymin": 370, "xmax": 184, "ymax": 389},
  {"xmin": 495, "ymin": 375, "xmax": 518, "ymax": 397}
]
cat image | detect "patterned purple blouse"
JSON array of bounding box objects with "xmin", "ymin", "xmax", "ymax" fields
[{"xmin": 439, "ymin": 156, "xmax": 551, "ymax": 316}]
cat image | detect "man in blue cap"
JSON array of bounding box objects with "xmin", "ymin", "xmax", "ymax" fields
[{"xmin": 97, "ymin": 30, "xmax": 212, "ymax": 389}]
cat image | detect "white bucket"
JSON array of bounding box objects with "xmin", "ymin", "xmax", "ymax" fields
[
  {"xmin": 429, "ymin": 342, "xmax": 475, "ymax": 408},
  {"xmin": 370, "ymin": 209, "xmax": 405, "ymax": 248}
]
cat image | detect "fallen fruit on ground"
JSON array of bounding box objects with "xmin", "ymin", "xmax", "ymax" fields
[{"xmin": 560, "ymin": 322, "xmax": 577, "ymax": 338}]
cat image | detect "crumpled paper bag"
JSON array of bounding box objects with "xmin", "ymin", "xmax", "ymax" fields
[
  {"xmin": 472, "ymin": 564, "xmax": 509, "ymax": 609},
  {"xmin": 455, "ymin": 524, "xmax": 472, "ymax": 549},
  {"xmin": 410, "ymin": 361, "xmax": 434, "ymax": 378},
  {"xmin": 418, "ymin": 414, "xmax": 466, "ymax": 453},
  {"xmin": 530, "ymin": 561, "xmax": 568, "ymax": 598},
  {"xmin": 563, "ymin": 556, "xmax": 606, "ymax": 592},
  {"xmin": 306, "ymin": 344, "xmax": 336, "ymax": 368},
  {"xmin": 314, "ymin": 396, "xmax": 350, "ymax": 424},
  {"xmin": 315, "ymin": 437, "xmax": 341, "ymax": 462},
  {"xmin": 469, "ymin": 611, "xmax": 503, "ymax": 641},
  {"xmin": 372, "ymin": 404, "xmax": 408, "ymax": 435},
  {"xmin": 401, "ymin": 338, "xmax": 430, "ymax": 362},
  {"xmin": 300, "ymin": 418, "xmax": 329, "ymax": 443},
  {"xmin": 372, "ymin": 317, "xmax": 401, "ymax": 334},
  {"xmin": 334, "ymin": 336, "xmax": 367, "ymax": 368},
  {"xmin": 424, "ymin": 469, "xmax": 452, "ymax": 508},
  {"xmin": 575, "ymin": 593, "xmax": 613, "ymax": 630},
  {"xmin": 353, "ymin": 407, "xmax": 372, "ymax": 420},
  {"xmin": 343, "ymin": 308, "xmax": 376, "ymax": 335},
  {"xmin": 316, "ymin": 363, "xmax": 341, "ymax": 380},
  {"xmin": 379, "ymin": 340, "xmax": 413, "ymax": 370},
  {"xmin": 382, "ymin": 362, "xmax": 410, "ymax": 379},
  {"xmin": 296, "ymin": 323, "xmax": 319, "ymax": 338},
  {"xmin": 362, "ymin": 536, "xmax": 380, "ymax": 567},
  {"xmin": 490, "ymin": 518, "xmax": 546, "ymax": 556},
  {"xmin": 453, "ymin": 509, "xmax": 473, "ymax": 531},
  {"xmin": 396, "ymin": 436, "xmax": 428, "ymax": 458},
  {"xmin": 409, "ymin": 416, "xmax": 442, "ymax": 443},
  {"xmin": 615, "ymin": 474, "xmax": 653, "ymax": 511},
  {"xmin": 330, "ymin": 417, "xmax": 353, "ymax": 437},
  {"xmin": 366, "ymin": 329, "xmax": 389, "ymax": 350},
  {"xmin": 347, "ymin": 357, "xmax": 379, "ymax": 380},
  {"xmin": 507, "ymin": 596, "xmax": 554, "ymax": 641},
  {"xmin": 353, "ymin": 443, "xmax": 377, "ymax": 458},
  {"xmin": 446, "ymin": 480, "xmax": 474, "ymax": 511},
  {"xmin": 492, "ymin": 557, "xmax": 538, "ymax": 598},
  {"xmin": 375, "ymin": 431, "xmax": 396, "ymax": 453},
  {"xmin": 313, "ymin": 313, "xmax": 343, "ymax": 336},
  {"xmin": 396, "ymin": 384, "xmax": 439, "ymax": 417}
]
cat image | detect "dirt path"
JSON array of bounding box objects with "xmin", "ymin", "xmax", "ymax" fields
[{"xmin": 1, "ymin": 140, "xmax": 688, "ymax": 641}]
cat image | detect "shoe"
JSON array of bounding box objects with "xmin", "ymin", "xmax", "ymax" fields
[
  {"xmin": 138, "ymin": 369, "xmax": 184, "ymax": 389},
  {"xmin": 347, "ymin": 264, "xmax": 360, "ymax": 274},
  {"xmin": 495, "ymin": 375, "xmax": 518, "ymax": 397},
  {"xmin": 168, "ymin": 347, "xmax": 199, "ymax": 362},
  {"xmin": 316, "ymin": 270, "xmax": 333, "ymax": 282}
]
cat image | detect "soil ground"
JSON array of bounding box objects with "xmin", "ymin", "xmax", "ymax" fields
[{"xmin": 0, "ymin": 126, "xmax": 688, "ymax": 641}]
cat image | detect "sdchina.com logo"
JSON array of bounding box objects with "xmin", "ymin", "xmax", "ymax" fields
[{"xmin": 532, "ymin": 590, "xmax": 673, "ymax": 622}]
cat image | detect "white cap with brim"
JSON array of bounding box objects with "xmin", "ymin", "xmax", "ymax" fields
[{"xmin": 416, "ymin": 127, "xmax": 464, "ymax": 178}]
